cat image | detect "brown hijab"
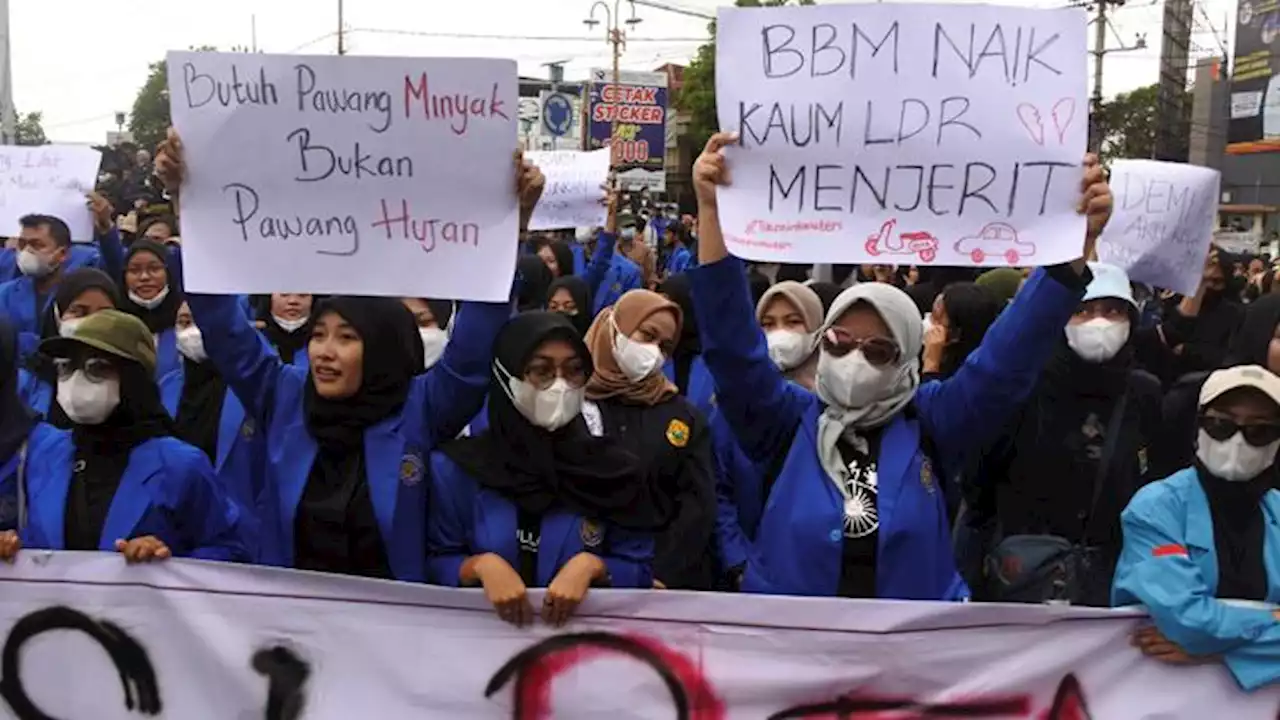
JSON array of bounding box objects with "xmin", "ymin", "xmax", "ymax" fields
[{"xmin": 585, "ymin": 290, "xmax": 682, "ymax": 406}]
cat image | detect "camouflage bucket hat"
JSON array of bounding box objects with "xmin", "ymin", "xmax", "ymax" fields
[{"xmin": 40, "ymin": 308, "xmax": 158, "ymax": 376}]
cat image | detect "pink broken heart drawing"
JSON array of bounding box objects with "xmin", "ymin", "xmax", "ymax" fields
[{"xmin": 1016, "ymin": 98, "xmax": 1076, "ymax": 146}]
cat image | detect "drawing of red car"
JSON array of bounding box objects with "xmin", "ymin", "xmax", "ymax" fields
[
  {"xmin": 954, "ymin": 222, "xmax": 1035, "ymax": 265},
  {"xmin": 865, "ymin": 219, "xmax": 939, "ymax": 263}
]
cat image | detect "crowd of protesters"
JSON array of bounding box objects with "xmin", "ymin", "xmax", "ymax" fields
[{"xmin": 0, "ymin": 128, "xmax": 1275, "ymax": 691}]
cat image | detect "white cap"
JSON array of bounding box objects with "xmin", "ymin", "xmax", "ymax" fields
[{"xmin": 1199, "ymin": 365, "xmax": 1280, "ymax": 409}]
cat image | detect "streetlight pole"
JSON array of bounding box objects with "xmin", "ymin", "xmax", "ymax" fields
[{"xmin": 585, "ymin": 1, "xmax": 642, "ymax": 169}]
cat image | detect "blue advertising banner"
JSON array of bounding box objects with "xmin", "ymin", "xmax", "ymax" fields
[{"xmin": 585, "ymin": 68, "xmax": 668, "ymax": 191}]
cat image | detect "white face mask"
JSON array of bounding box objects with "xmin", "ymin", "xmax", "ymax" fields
[
  {"xmin": 56, "ymin": 370, "xmax": 121, "ymax": 425},
  {"xmin": 273, "ymin": 315, "xmax": 309, "ymax": 333},
  {"xmin": 1196, "ymin": 428, "xmax": 1280, "ymax": 482},
  {"xmin": 816, "ymin": 349, "xmax": 894, "ymax": 409},
  {"xmin": 176, "ymin": 326, "xmax": 207, "ymax": 363},
  {"xmin": 17, "ymin": 248, "xmax": 57, "ymax": 278},
  {"xmin": 1064, "ymin": 318, "xmax": 1130, "ymax": 363},
  {"xmin": 612, "ymin": 322, "xmax": 663, "ymax": 382},
  {"xmin": 419, "ymin": 327, "xmax": 448, "ymax": 370},
  {"xmin": 128, "ymin": 284, "xmax": 170, "ymax": 310},
  {"xmin": 921, "ymin": 312, "xmax": 934, "ymax": 335},
  {"xmin": 498, "ymin": 363, "xmax": 584, "ymax": 431},
  {"xmin": 58, "ymin": 316, "xmax": 84, "ymax": 339},
  {"xmin": 766, "ymin": 329, "xmax": 812, "ymax": 370}
]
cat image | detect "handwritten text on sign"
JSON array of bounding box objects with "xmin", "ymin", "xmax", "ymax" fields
[
  {"xmin": 526, "ymin": 148, "xmax": 610, "ymax": 231},
  {"xmin": 0, "ymin": 145, "xmax": 102, "ymax": 242},
  {"xmin": 1097, "ymin": 159, "xmax": 1220, "ymax": 295},
  {"xmin": 168, "ymin": 51, "xmax": 519, "ymax": 300},
  {"xmin": 713, "ymin": 3, "xmax": 1088, "ymax": 266}
]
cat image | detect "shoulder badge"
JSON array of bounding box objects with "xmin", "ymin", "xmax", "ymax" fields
[
  {"xmin": 399, "ymin": 453, "xmax": 424, "ymax": 487},
  {"xmin": 919, "ymin": 457, "xmax": 935, "ymax": 495},
  {"xmin": 240, "ymin": 418, "xmax": 255, "ymax": 439},
  {"xmin": 580, "ymin": 519, "xmax": 603, "ymax": 548},
  {"xmin": 665, "ymin": 419, "xmax": 690, "ymax": 448}
]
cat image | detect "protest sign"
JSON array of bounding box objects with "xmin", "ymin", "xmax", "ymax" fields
[
  {"xmin": 1214, "ymin": 229, "xmax": 1264, "ymax": 255},
  {"xmin": 1, "ymin": 553, "xmax": 1276, "ymax": 718},
  {"xmin": 526, "ymin": 148, "xmax": 610, "ymax": 230},
  {"xmin": 167, "ymin": 51, "xmax": 519, "ymax": 300},
  {"xmin": 713, "ymin": 3, "xmax": 1088, "ymax": 266},
  {"xmin": 586, "ymin": 68, "xmax": 668, "ymax": 191},
  {"xmin": 0, "ymin": 145, "xmax": 101, "ymax": 242},
  {"xmin": 1096, "ymin": 159, "xmax": 1219, "ymax": 294}
]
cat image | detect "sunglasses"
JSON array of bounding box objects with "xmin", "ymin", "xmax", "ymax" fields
[
  {"xmin": 820, "ymin": 328, "xmax": 900, "ymax": 367},
  {"xmin": 1198, "ymin": 414, "xmax": 1280, "ymax": 447}
]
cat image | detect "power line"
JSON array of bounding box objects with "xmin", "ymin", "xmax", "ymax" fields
[{"xmin": 349, "ymin": 27, "xmax": 705, "ymax": 43}]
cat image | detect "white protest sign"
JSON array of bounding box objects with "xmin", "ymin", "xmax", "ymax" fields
[
  {"xmin": 1, "ymin": 553, "xmax": 1277, "ymax": 718},
  {"xmin": 1096, "ymin": 159, "xmax": 1219, "ymax": 294},
  {"xmin": 1214, "ymin": 230, "xmax": 1263, "ymax": 255},
  {"xmin": 0, "ymin": 145, "xmax": 101, "ymax": 242},
  {"xmin": 168, "ymin": 51, "xmax": 519, "ymax": 300},
  {"xmin": 526, "ymin": 148, "xmax": 610, "ymax": 230},
  {"xmin": 713, "ymin": 3, "xmax": 1088, "ymax": 267}
]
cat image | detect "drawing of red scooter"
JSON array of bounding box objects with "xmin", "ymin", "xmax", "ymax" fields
[{"xmin": 865, "ymin": 219, "xmax": 939, "ymax": 263}]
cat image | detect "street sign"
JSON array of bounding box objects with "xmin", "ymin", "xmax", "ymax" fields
[{"xmin": 541, "ymin": 92, "xmax": 574, "ymax": 138}]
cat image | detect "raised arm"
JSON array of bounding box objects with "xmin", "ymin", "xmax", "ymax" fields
[
  {"xmin": 687, "ymin": 133, "xmax": 807, "ymax": 463},
  {"xmin": 412, "ymin": 298, "xmax": 512, "ymax": 445},
  {"xmin": 583, "ymin": 192, "xmax": 621, "ymax": 300}
]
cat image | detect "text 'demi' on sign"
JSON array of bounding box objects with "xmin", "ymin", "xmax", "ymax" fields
[
  {"xmin": 167, "ymin": 51, "xmax": 520, "ymax": 301},
  {"xmin": 712, "ymin": 2, "xmax": 1089, "ymax": 267}
]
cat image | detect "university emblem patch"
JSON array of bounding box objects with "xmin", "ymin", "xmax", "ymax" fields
[
  {"xmin": 399, "ymin": 453, "xmax": 424, "ymax": 487},
  {"xmin": 665, "ymin": 419, "xmax": 690, "ymax": 448},
  {"xmin": 580, "ymin": 519, "xmax": 603, "ymax": 548}
]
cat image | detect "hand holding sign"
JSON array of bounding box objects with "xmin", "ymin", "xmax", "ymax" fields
[
  {"xmin": 515, "ymin": 150, "xmax": 546, "ymax": 232},
  {"xmin": 87, "ymin": 192, "xmax": 114, "ymax": 235},
  {"xmin": 156, "ymin": 128, "xmax": 185, "ymax": 194}
]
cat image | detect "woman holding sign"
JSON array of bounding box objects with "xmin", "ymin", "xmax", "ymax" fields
[
  {"xmin": 155, "ymin": 130, "xmax": 544, "ymax": 582},
  {"xmin": 687, "ymin": 132, "xmax": 1113, "ymax": 599}
]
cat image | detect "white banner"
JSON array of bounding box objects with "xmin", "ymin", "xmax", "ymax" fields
[
  {"xmin": 713, "ymin": 3, "xmax": 1088, "ymax": 267},
  {"xmin": 1097, "ymin": 159, "xmax": 1220, "ymax": 294},
  {"xmin": 0, "ymin": 553, "xmax": 1275, "ymax": 718},
  {"xmin": 167, "ymin": 51, "xmax": 519, "ymax": 301},
  {"xmin": 1215, "ymin": 230, "xmax": 1264, "ymax": 255},
  {"xmin": 526, "ymin": 148, "xmax": 610, "ymax": 231},
  {"xmin": 0, "ymin": 145, "xmax": 101, "ymax": 241}
]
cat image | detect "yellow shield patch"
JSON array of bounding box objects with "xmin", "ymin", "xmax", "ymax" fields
[
  {"xmin": 580, "ymin": 519, "xmax": 603, "ymax": 548},
  {"xmin": 919, "ymin": 457, "xmax": 935, "ymax": 494},
  {"xmin": 665, "ymin": 419, "xmax": 690, "ymax": 448}
]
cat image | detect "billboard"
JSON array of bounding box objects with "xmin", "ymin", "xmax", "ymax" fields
[
  {"xmin": 585, "ymin": 68, "xmax": 668, "ymax": 191},
  {"xmin": 1227, "ymin": 0, "xmax": 1280, "ymax": 152}
]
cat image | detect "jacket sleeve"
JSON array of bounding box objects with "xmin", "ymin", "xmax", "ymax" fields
[
  {"xmin": 652, "ymin": 414, "xmax": 717, "ymax": 590},
  {"xmin": 179, "ymin": 451, "xmax": 251, "ymax": 562},
  {"xmin": 583, "ymin": 230, "xmax": 617, "ymax": 300},
  {"xmin": 1222, "ymin": 625, "xmax": 1280, "ymax": 692},
  {"xmin": 426, "ymin": 454, "xmax": 473, "ymax": 586},
  {"xmin": 96, "ymin": 227, "xmax": 125, "ymax": 283},
  {"xmin": 1112, "ymin": 483, "xmax": 1278, "ymax": 663},
  {"xmin": 915, "ymin": 266, "xmax": 1086, "ymax": 472},
  {"xmin": 712, "ymin": 414, "xmax": 753, "ymax": 575},
  {"xmin": 413, "ymin": 299, "xmax": 511, "ymax": 447},
  {"xmin": 602, "ymin": 527, "xmax": 654, "ymax": 589},
  {"xmin": 689, "ymin": 255, "xmax": 807, "ymax": 464}
]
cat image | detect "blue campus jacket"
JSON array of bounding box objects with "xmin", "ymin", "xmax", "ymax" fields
[
  {"xmin": 1113, "ymin": 468, "xmax": 1280, "ymax": 691},
  {"xmin": 662, "ymin": 354, "xmax": 715, "ymax": 419},
  {"xmin": 160, "ymin": 365, "xmax": 264, "ymax": 558},
  {"xmin": 185, "ymin": 291, "xmax": 511, "ymax": 583},
  {"xmin": 569, "ymin": 242, "xmax": 587, "ymax": 277},
  {"xmin": 0, "ymin": 276, "xmax": 54, "ymax": 362},
  {"xmin": 427, "ymin": 453, "xmax": 654, "ymax": 587},
  {"xmin": 0, "ymin": 245, "xmax": 102, "ymax": 284},
  {"xmin": 665, "ymin": 245, "xmax": 693, "ymax": 277},
  {"xmin": 583, "ymin": 231, "xmax": 642, "ymax": 315},
  {"xmin": 689, "ymin": 256, "xmax": 1085, "ymax": 599},
  {"xmin": 19, "ymin": 423, "xmax": 249, "ymax": 560},
  {"xmin": 16, "ymin": 368, "xmax": 51, "ymax": 419}
]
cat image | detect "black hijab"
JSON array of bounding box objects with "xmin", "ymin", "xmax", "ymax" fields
[
  {"xmin": 27, "ymin": 269, "xmax": 121, "ymax": 388},
  {"xmin": 172, "ymin": 352, "xmax": 227, "ymax": 463},
  {"xmin": 516, "ymin": 255, "xmax": 554, "ymax": 313},
  {"xmin": 935, "ymin": 283, "xmax": 1003, "ymax": 378},
  {"xmin": 549, "ymin": 241, "xmax": 576, "ymax": 278},
  {"xmin": 439, "ymin": 312, "xmax": 673, "ymax": 530},
  {"xmin": 0, "ymin": 318, "xmax": 35, "ymax": 462},
  {"xmin": 1194, "ymin": 460, "xmax": 1274, "ymax": 601},
  {"xmin": 253, "ymin": 294, "xmax": 313, "ymax": 365},
  {"xmin": 425, "ymin": 300, "xmax": 454, "ymax": 330},
  {"xmin": 545, "ymin": 276, "xmax": 592, "ymax": 337},
  {"xmin": 118, "ymin": 240, "xmax": 182, "ymax": 334},
  {"xmin": 303, "ymin": 297, "xmax": 422, "ymax": 450},
  {"xmin": 658, "ymin": 273, "xmax": 700, "ymax": 394}
]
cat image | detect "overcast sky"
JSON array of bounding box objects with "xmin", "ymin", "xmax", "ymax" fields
[{"xmin": 10, "ymin": 0, "xmax": 1237, "ymax": 145}]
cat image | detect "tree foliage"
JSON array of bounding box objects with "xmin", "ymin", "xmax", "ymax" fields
[
  {"xmin": 677, "ymin": 0, "xmax": 814, "ymax": 151},
  {"xmin": 1094, "ymin": 83, "xmax": 1191, "ymax": 163},
  {"xmin": 129, "ymin": 45, "xmax": 222, "ymax": 154},
  {"xmin": 14, "ymin": 112, "xmax": 47, "ymax": 145}
]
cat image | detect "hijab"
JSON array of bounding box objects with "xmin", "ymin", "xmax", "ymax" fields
[
  {"xmin": 934, "ymin": 283, "xmax": 1003, "ymax": 378},
  {"xmin": 303, "ymin": 297, "xmax": 422, "ymax": 450},
  {"xmin": 815, "ymin": 283, "xmax": 922, "ymax": 487},
  {"xmin": 439, "ymin": 312, "xmax": 671, "ymax": 530},
  {"xmin": 254, "ymin": 295, "xmax": 313, "ymax": 365},
  {"xmin": 657, "ymin": 274, "xmax": 700, "ymax": 394},
  {"xmin": 0, "ymin": 318, "xmax": 35, "ymax": 462},
  {"xmin": 549, "ymin": 241, "xmax": 576, "ymax": 278},
  {"xmin": 426, "ymin": 300, "xmax": 455, "ymax": 331},
  {"xmin": 27, "ymin": 269, "xmax": 121, "ymax": 393},
  {"xmin": 757, "ymin": 281, "xmax": 823, "ymax": 384},
  {"xmin": 516, "ymin": 255, "xmax": 554, "ymax": 313},
  {"xmin": 807, "ymin": 281, "xmax": 844, "ymax": 314},
  {"xmin": 545, "ymin": 276, "xmax": 592, "ymax": 337},
  {"xmin": 747, "ymin": 266, "xmax": 772, "ymax": 306},
  {"xmin": 584, "ymin": 290, "xmax": 681, "ymax": 406},
  {"xmin": 172, "ymin": 350, "xmax": 227, "ymax": 463},
  {"xmin": 118, "ymin": 240, "xmax": 182, "ymax": 334},
  {"xmin": 975, "ymin": 268, "xmax": 1023, "ymax": 306}
]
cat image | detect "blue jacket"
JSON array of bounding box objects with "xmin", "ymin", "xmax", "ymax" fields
[
  {"xmin": 689, "ymin": 256, "xmax": 1084, "ymax": 599},
  {"xmin": 16, "ymin": 368, "xmax": 51, "ymax": 419},
  {"xmin": 583, "ymin": 231, "xmax": 642, "ymax": 315},
  {"xmin": 185, "ymin": 292, "xmax": 510, "ymax": 582},
  {"xmin": 0, "ymin": 249, "xmax": 13, "ymax": 283},
  {"xmin": 709, "ymin": 406, "xmax": 771, "ymax": 575},
  {"xmin": 427, "ymin": 452, "xmax": 653, "ymax": 587},
  {"xmin": 159, "ymin": 365, "xmax": 264, "ymax": 558},
  {"xmin": 20, "ymin": 423, "xmax": 249, "ymax": 560},
  {"xmin": 154, "ymin": 326, "xmax": 179, "ymax": 380},
  {"xmin": 0, "ymin": 276, "xmax": 55, "ymax": 362},
  {"xmin": 662, "ymin": 354, "xmax": 715, "ymax": 419},
  {"xmin": 665, "ymin": 245, "xmax": 693, "ymax": 276},
  {"xmin": 1112, "ymin": 468, "xmax": 1280, "ymax": 691},
  {"xmin": 0, "ymin": 245, "xmax": 101, "ymax": 284},
  {"xmin": 569, "ymin": 242, "xmax": 587, "ymax": 277}
]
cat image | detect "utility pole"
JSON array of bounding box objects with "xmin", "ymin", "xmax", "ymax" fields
[
  {"xmin": 251, "ymin": 14, "xmax": 258, "ymax": 53},
  {"xmin": 1088, "ymin": 0, "xmax": 1145, "ymax": 153},
  {"xmin": 585, "ymin": 1, "xmax": 642, "ymax": 165},
  {"xmin": 337, "ymin": 0, "xmax": 346, "ymax": 55}
]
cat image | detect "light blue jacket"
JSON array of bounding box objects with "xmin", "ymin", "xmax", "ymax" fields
[
  {"xmin": 427, "ymin": 453, "xmax": 653, "ymax": 587},
  {"xmin": 1112, "ymin": 468, "xmax": 1280, "ymax": 691},
  {"xmin": 20, "ymin": 423, "xmax": 250, "ymax": 560},
  {"xmin": 689, "ymin": 256, "xmax": 1084, "ymax": 599}
]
